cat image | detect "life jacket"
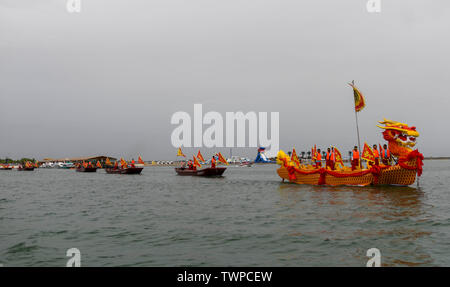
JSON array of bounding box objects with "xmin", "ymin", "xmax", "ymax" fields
[
  {"xmin": 373, "ymin": 149, "xmax": 379, "ymax": 158},
  {"xmin": 316, "ymin": 153, "xmax": 322, "ymax": 161},
  {"xmin": 352, "ymin": 151, "xmax": 359, "ymax": 160},
  {"xmin": 326, "ymin": 152, "xmax": 330, "ymax": 160},
  {"xmin": 330, "ymin": 151, "xmax": 335, "ymax": 161},
  {"xmin": 383, "ymin": 148, "xmax": 390, "ymax": 158}
]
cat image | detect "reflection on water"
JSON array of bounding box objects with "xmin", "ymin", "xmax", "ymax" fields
[{"xmin": 277, "ymin": 183, "xmax": 434, "ymax": 266}]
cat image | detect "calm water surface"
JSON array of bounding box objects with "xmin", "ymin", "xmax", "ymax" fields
[{"xmin": 1, "ymin": 160, "xmax": 450, "ymax": 266}]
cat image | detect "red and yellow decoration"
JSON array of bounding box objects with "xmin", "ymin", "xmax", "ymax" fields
[
  {"xmin": 291, "ymin": 148, "xmax": 300, "ymax": 166},
  {"xmin": 361, "ymin": 142, "xmax": 375, "ymax": 163}
]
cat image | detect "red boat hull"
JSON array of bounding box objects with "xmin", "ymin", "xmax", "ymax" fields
[
  {"xmin": 17, "ymin": 167, "xmax": 35, "ymax": 171},
  {"xmin": 105, "ymin": 167, "xmax": 143, "ymax": 174},
  {"xmin": 175, "ymin": 167, "xmax": 226, "ymax": 176},
  {"xmin": 76, "ymin": 167, "xmax": 97, "ymax": 172}
]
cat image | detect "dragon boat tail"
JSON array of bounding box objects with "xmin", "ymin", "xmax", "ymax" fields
[{"xmin": 276, "ymin": 119, "xmax": 424, "ymax": 186}]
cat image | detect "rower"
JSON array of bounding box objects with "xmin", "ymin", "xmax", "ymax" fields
[
  {"xmin": 351, "ymin": 146, "xmax": 360, "ymax": 171},
  {"xmin": 382, "ymin": 144, "xmax": 391, "ymax": 165},
  {"xmin": 330, "ymin": 147, "xmax": 336, "ymax": 170},
  {"xmin": 315, "ymin": 149, "xmax": 322, "ymax": 168},
  {"xmin": 373, "ymin": 144, "xmax": 380, "ymax": 166},
  {"xmin": 326, "ymin": 148, "xmax": 332, "ymax": 170},
  {"xmin": 187, "ymin": 160, "xmax": 194, "ymax": 170},
  {"xmin": 211, "ymin": 156, "xmax": 216, "ymax": 168}
]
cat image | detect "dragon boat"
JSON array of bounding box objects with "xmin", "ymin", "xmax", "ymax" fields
[{"xmin": 276, "ymin": 119, "xmax": 424, "ymax": 186}]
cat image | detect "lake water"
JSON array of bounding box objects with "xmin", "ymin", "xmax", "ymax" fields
[{"xmin": 1, "ymin": 160, "xmax": 449, "ymax": 266}]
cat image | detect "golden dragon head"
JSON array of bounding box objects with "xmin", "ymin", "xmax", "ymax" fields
[{"xmin": 377, "ymin": 119, "xmax": 419, "ymax": 152}]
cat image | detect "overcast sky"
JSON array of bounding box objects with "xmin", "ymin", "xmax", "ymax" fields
[{"xmin": 1, "ymin": 0, "xmax": 449, "ymax": 160}]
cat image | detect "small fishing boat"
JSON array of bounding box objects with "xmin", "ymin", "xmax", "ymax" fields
[
  {"xmin": 105, "ymin": 167, "xmax": 143, "ymax": 174},
  {"xmin": 76, "ymin": 167, "xmax": 97, "ymax": 172},
  {"xmin": 175, "ymin": 167, "xmax": 226, "ymax": 177},
  {"xmin": 17, "ymin": 167, "xmax": 35, "ymax": 171}
]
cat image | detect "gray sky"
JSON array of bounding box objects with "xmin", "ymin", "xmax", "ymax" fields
[{"xmin": 1, "ymin": 0, "xmax": 449, "ymax": 160}]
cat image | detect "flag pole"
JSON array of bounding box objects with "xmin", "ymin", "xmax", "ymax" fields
[
  {"xmin": 351, "ymin": 80, "xmax": 362, "ymax": 168},
  {"xmin": 354, "ymin": 109, "xmax": 362, "ymax": 168}
]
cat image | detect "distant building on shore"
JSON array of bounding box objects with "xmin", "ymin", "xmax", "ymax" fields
[{"xmin": 41, "ymin": 156, "xmax": 117, "ymax": 163}]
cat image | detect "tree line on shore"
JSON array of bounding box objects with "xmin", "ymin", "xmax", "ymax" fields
[{"xmin": 0, "ymin": 158, "xmax": 36, "ymax": 164}]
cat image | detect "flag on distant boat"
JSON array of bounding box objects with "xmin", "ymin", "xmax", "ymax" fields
[
  {"xmin": 217, "ymin": 152, "xmax": 229, "ymax": 165},
  {"xmin": 349, "ymin": 82, "xmax": 366, "ymax": 112},
  {"xmin": 193, "ymin": 156, "xmax": 202, "ymax": 168},
  {"xmin": 291, "ymin": 148, "xmax": 300, "ymax": 166},
  {"xmin": 96, "ymin": 161, "xmax": 102, "ymax": 168},
  {"xmin": 197, "ymin": 150, "xmax": 205, "ymax": 162},
  {"xmin": 361, "ymin": 142, "xmax": 375, "ymax": 162},
  {"xmin": 120, "ymin": 158, "xmax": 128, "ymax": 168},
  {"xmin": 138, "ymin": 156, "xmax": 145, "ymax": 164},
  {"xmin": 177, "ymin": 148, "xmax": 186, "ymax": 157}
]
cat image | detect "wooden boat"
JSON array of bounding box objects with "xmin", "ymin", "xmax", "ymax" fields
[
  {"xmin": 17, "ymin": 167, "xmax": 35, "ymax": 171},
  {"xmin": 0, "ymin": 167, "xmax": 12, "ymax": 170},
  {"xmin": 76, "ymin": 167, "xmax": 97, "ymax": 172},
  {"xmin": 105, "ymin": 167, "xmax": 143, "ymax": 174},
  {"xmin": 175, "ymin": 167, "xmax": 226, "ymax": 177}
]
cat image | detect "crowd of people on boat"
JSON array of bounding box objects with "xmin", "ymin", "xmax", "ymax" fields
[
  {"xmin": 310, "ymin": 144, "xmax": 392, "ymax": 171},
  {"xmin": 182, "ymin": 155, "xmax": 218, "ymax": 170}
]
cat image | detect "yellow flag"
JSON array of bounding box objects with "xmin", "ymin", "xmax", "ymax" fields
[
  {"xmin": 177, "ymin": 148, "xmax": 186, "ymax": 157},
  {"xmin": 349, "ymin": 82, "xmax": 366, "ymax": 112}
]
